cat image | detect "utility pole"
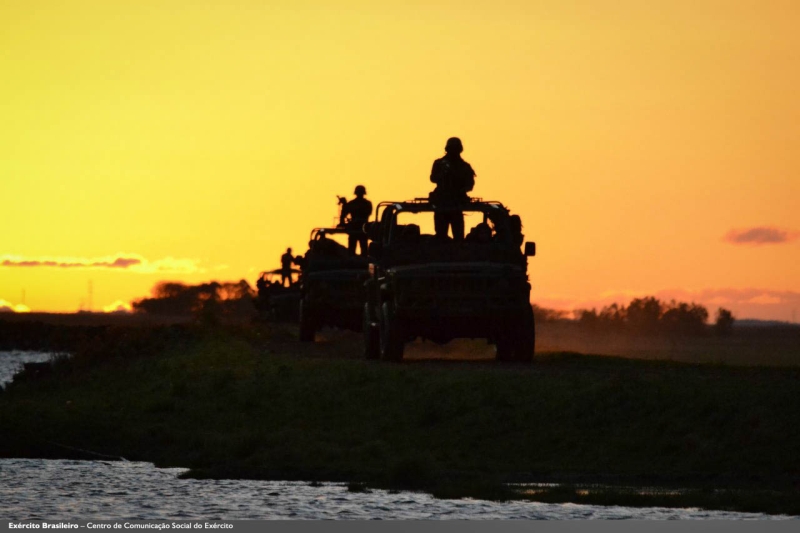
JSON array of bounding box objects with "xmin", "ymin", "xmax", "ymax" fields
[{"xmin": 88, "ymin": 280, "xmax": 93, "ymax": 312}]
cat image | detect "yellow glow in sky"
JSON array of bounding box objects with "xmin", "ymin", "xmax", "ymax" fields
[{"xmin": 1, "ymin": 1, "xmax": 799, "ymax": 320}]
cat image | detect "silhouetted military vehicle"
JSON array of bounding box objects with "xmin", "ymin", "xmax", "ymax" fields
[
  {"xmin": 298, "ymin": 228, "xmax": 370, "ymax": 341},
  {"xmin": 363, "ymin": 198, "xmax": 536, "ymax": 362},
  {"xmin": 254, "ymin": 270, "xmax": 301, "ymax": 322}
]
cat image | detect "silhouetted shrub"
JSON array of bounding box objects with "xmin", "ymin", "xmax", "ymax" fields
[{"xmin": 714, "ymin": 308, "xmax": 735, "ymax": 336}]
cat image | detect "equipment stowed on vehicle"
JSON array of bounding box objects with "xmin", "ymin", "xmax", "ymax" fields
[
  {"xmin": 298, "ymin": 227, "xmax": 371, "ymax": 342},
  {"xmin": 362, "ymin": 197, "xmax": 537, "ymax": 362}
]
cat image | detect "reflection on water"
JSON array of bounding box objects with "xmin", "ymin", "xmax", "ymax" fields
[
  {"xmin": 0, "ymin": 352, "xmax": 793, "ymax": 520},
  {"xmin": 0, "ymin": 350, "xmax": 55, "ymax": 388},
  {"xmin": 518, "ymin": 484, "xmax": 685, "ymax": 498},
  {"xmin": 0, "ymin": 459, "xmax": 789, "ymax": 520}
]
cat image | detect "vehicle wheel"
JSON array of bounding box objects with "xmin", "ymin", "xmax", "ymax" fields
[
  {"xmin": 495, "ymin": 331, "xmax": 515, "ymax": 362},
  {"xmin": 363, "ymin": 303, "xmax": 380, "ymax": 360},
  {"xmin": 513, "ymin": 313, "xmax": 535, "ymax": 363},
  {"xmin": 379, "ymin": 302, "xmax": 405, "ymax": 362},
  {"xmin": 298, "ymin": 300, "xmax": 315, "ymax": 342}
]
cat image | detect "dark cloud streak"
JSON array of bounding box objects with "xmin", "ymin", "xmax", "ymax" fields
[
  {"xmin": 2, "ymin": 257, "xmax": 142, "ymax": 269},
  {"xmin": 724, "ymin": 227, "xmax": 799, "ymax": 245},
  {"xmin": 0, "ymin": 254, "xmax": 201, "ymax": 274}
]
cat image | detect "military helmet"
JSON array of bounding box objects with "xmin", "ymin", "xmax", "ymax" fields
[
  {"xmin": 445, "ymin": 137, "xmax": 463, "ymax": 154},
  {"xmin": 354, "ymin": 185, "xmax": 367, "ymax": 195}
]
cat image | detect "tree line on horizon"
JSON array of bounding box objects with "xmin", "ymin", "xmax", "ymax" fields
[
  {"xmin": 132, "ymin": 280, "xmax": 255, "ymax": 320},
  {"xmin": 132, "ymin": 282, "xmax": 735, "ymax": 335},
  {"xmin": 533, "ymin": 296, "xmax": 735, "ymax": 336}
]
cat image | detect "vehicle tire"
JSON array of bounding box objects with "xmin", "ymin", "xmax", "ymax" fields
[
  {"xmin": 363, "ymin": 303, "xmax": 380, "ymax": 360},
  {"xmin": 495, "ymin": 331, "xmax": 515, "ymax": 362},
  {"xmin": 298, "ymin": 300, "xmax": 315, "ymax": 342},
  {"xmin": 514, "ymin": 306, "xmax": 536, "ymax": 363},
  {"xmin": 513, "ymin": 312, "xmax": 535, "ymax": 363},
  {"xmin": 379, "ymin": 302, "xmax": 405, "ymax": 362}
]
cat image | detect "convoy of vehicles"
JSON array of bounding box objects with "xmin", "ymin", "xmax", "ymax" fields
[{"xmin": 256, "ymin": 197, "xmax": 536, "ymax": 362}]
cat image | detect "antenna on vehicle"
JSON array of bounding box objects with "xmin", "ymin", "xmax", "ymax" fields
[{"xmin": 336, "ymin": 196, "xmax": 347, "ymax": 226}]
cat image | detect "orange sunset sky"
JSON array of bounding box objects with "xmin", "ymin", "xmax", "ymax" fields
[{"xmin": 2, "ymin": 1, "xmax": 799, "ymax": 321}]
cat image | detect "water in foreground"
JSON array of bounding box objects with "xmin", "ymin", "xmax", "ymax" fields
[
  {"xmin": 1, "ymin": 459, "xmax": 788, "ymax": 520},
  {"xmin": 1, "ymin": 350, "xmax": 796, "ymax": 520},
  {"xmin": 0, "ymin": 350, "xmax": 54, "ymax": 387}
]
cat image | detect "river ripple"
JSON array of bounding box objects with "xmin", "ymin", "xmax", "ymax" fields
[{"xmin": 2, "ymin": 459, "xmax": 790, "ymax": 520}]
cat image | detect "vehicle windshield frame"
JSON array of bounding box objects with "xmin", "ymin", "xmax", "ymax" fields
[{"xmin": 378, "ymin": 200, "xmax": 511, "ymax": 246}]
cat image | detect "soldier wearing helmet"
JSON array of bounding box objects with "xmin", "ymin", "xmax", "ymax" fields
[
  {"xmin": 430, "ymin": 137, "xmax": 476, "ymax": 241},
  {"xmin": 339, "ymin": 185, "xmax": 373, "ymax": 255}
]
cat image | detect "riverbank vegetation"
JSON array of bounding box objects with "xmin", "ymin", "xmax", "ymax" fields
[{"xmin": 1, "ymin": 321, "xmax": 799, "ymax": 515}]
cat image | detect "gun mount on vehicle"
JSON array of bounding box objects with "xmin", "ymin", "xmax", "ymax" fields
[
  {"xmin": 362, "ymin": 198, "xmax": 536, "ymax": 362},
  {"xmin": 298, "ymin": 227, "xmax": 371, "ymax": 342}
]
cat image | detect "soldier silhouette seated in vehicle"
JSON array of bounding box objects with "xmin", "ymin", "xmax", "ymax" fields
[
  {"xmin": 338, "ymin": 185, "xmax": 373, "ymax": 256},
  {"xmin": 466, "ymin": 222, "xmax": 493, "ymax": 244},
  {"xmin": 429, "ymin": 137, "xmax": 476, "ymax": 242},
  {"xmin": 256, "ymin": 275, "xmax": 270, "ymax": 303},
  {"xmin": 491, "ymin": 213, "xmax": 524, "ymax": 248},
  {"xmin": 508, "ymin": 214, "xmax": 524, "ymax": 248},
  {"xmin": 395, "ymin": 224, "xmax": 421, "ymax": 245}
]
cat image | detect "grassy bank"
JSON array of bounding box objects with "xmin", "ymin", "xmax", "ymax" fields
[{"xmin": 1, "ymin": 324, "xmax": 799, "ymax": 514}]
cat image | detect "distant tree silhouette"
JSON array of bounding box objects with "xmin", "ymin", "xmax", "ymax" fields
[
  {"xmin": 599, "ymin": 303, "xmax": 626, "ymax": 329},
  {"xmin": 575, "ymin": 308, "xmax": 600, "ymax": 328},
  {"xmin": 714, "ymin": 307, "xmax": 735, "ymax": 336},
  {"xmin": 626, "ymin": 297, "xmax": 663, "ymax": 333},
  {"xmin": 132, "ymin": 280, "xmax": 255, "ymax": 320},
  {"xmin": 574, "ymin": 296, "xmax": 711, "ymax": 336},
  {"xmin": 660, "ymin": 300, "xmax": 709, "ymax": 335},
  {"xmin": 531, "ymin": 304, "xmax": 568, "ymax": 322}
]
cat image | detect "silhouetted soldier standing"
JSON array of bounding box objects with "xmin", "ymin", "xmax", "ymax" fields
[
  {"xmin": 280, "ymin": 247, "xmax": 294, "ymax": 287},
  {"xmin": 430, "ymin": 137, "xmax": 475, "ymax": 241},
  {"xmin": 339, "ymin": 185, "xmax": 373, "ymax": 255}
]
